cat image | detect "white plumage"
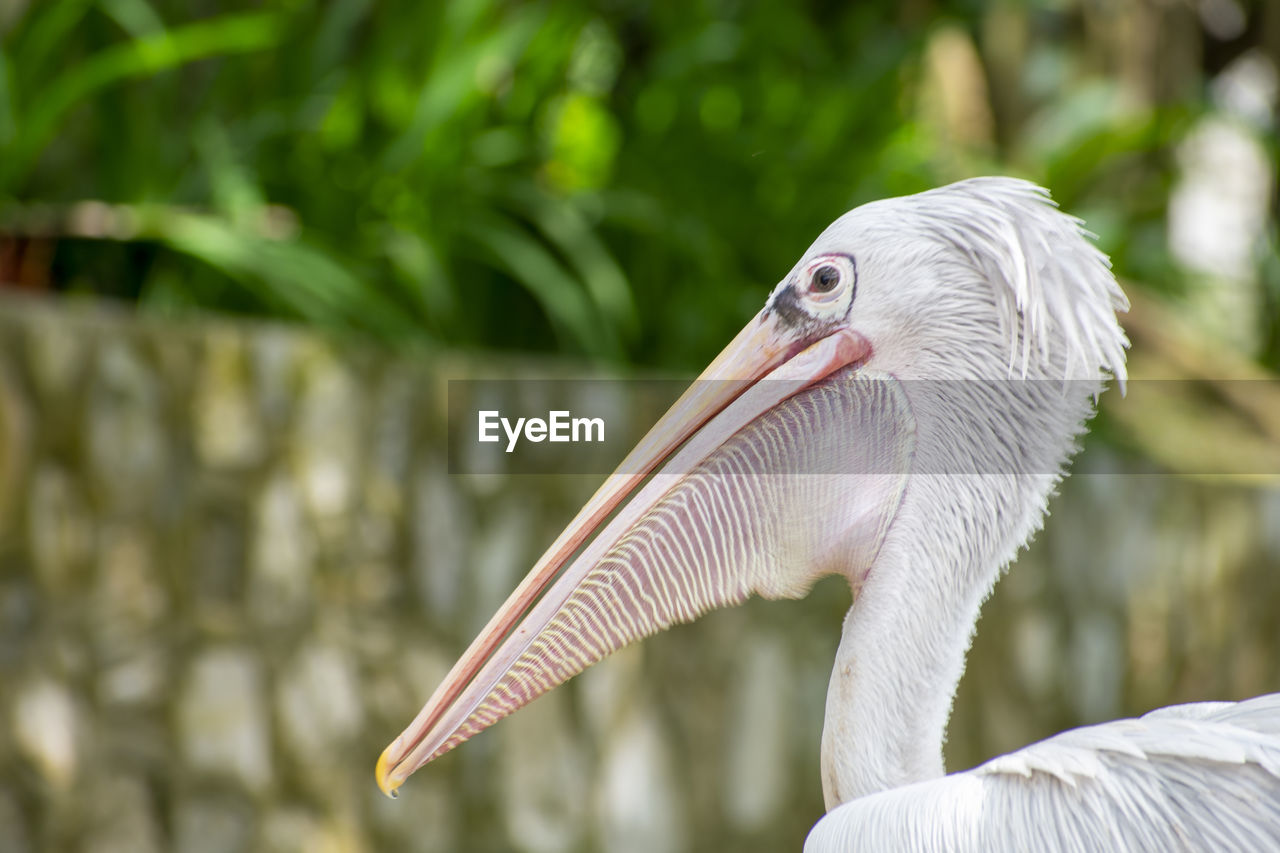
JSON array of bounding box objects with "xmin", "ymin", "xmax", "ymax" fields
[
  {"xmin": 807, "ymin": 694, "xmax": 1280, "ymax": 852},
  {"xmin": 793, "ymin": 178, "xmax": 1280, "ymax": 850},
  {"xmin": 377, "ymin": 178, "xmax": 1280, "ymax": 852}
]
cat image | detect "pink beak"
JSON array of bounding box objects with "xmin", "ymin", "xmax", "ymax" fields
[{"xmin": 377, "ymin": 311, "xmax": 870, "ymax": 796}]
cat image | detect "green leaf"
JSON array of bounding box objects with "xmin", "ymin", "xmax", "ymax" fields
[
  {"xmin": 463, "ymin": 211, "xmax": 618, "ymax": 359},
  {"xmin": 98, "ymin": 0, "xmax": 166, "ymax": 39},
  {"xmin": 156, "ymin": 211, "xmax": 417, "ymax": 339},
  {"xmin": 507, "ymin": 183, "xmax": 636, "ymax": 338},
  {"xmin": 381, "ymin": 4, "xmax": 543, "ymax": 170},
  {"xmin": 2, "ymin": 10, "xmax": 281, "ymax": 190},
  {"xmin": 8, "ymin": 0, "xmax": 96, "ymax": 84},
  {"xmin": 0, "ymin": 47, "xmax": 14, "ymax": 148}
]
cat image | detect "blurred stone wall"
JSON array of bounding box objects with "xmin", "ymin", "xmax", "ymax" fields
[{"xmin": 0, "ymin": 294, "xmax": 1277, "ymax": 853}]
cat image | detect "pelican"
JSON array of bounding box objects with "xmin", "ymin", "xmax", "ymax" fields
[{"xmin": 377, "ymin": 178, "xmax": 1280, "ymax": 850}]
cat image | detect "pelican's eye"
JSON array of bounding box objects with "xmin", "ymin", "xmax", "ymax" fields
[
  {"xmin": 802, "ymin": 253, "xmax": 855, "ymax": 306},
  {"xmin": 810, "ymin": 265, "xmax": 840, "ymax": 293}
]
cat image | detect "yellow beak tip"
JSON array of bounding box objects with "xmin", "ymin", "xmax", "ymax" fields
[{"xmin": 375, "ymin": 748, "xmax": 400, "ymax": 799}]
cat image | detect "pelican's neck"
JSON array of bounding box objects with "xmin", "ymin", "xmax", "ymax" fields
[
  {"xmin": 818, "ymin": 496, "xmax": 989, "ymax": 806},
  {"xmin": 819, "ymin": 378, "xmax": 1098, "ymax": 808}
]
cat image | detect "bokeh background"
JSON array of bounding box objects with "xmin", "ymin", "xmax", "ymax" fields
[{"xmin": 1, "ymin": 1, "xmax": 1278, "ymax": 851}]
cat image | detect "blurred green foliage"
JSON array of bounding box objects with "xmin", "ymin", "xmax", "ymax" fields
[{"xmin": 0, "ymin": 0, "xmax": 1277, "ymax": 369}]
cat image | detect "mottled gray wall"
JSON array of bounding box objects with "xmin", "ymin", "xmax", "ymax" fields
[{"xmin": 0, "ymin": 295, "xmax": 1277, "ymax": 852}]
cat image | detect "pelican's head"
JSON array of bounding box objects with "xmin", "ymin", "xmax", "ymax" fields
[
  {"xmin": 760, "ymin": 177, "xmax": 1128, "ymax": 387},
  {"xmin": 375, "ymin": 177, "xmax": 1129, "ymax": 797}
]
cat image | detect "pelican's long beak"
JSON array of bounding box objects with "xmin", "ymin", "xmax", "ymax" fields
[{"xmin": 377, "ymin": 311, "xmax": 870, "ymax": 797}]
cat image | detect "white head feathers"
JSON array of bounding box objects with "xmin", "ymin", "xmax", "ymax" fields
[
  {"xmin": 906, "ymin": 177, "xmax": 1130, "ymax": 387},
  {"xmin": 795, "ymin": 177, "xmax": 1130, "ymax": 390}
]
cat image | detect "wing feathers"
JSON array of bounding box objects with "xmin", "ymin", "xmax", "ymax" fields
[{"xmin": 806, "ymin": 693, "xmax": 1280, "ymax": 853}]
